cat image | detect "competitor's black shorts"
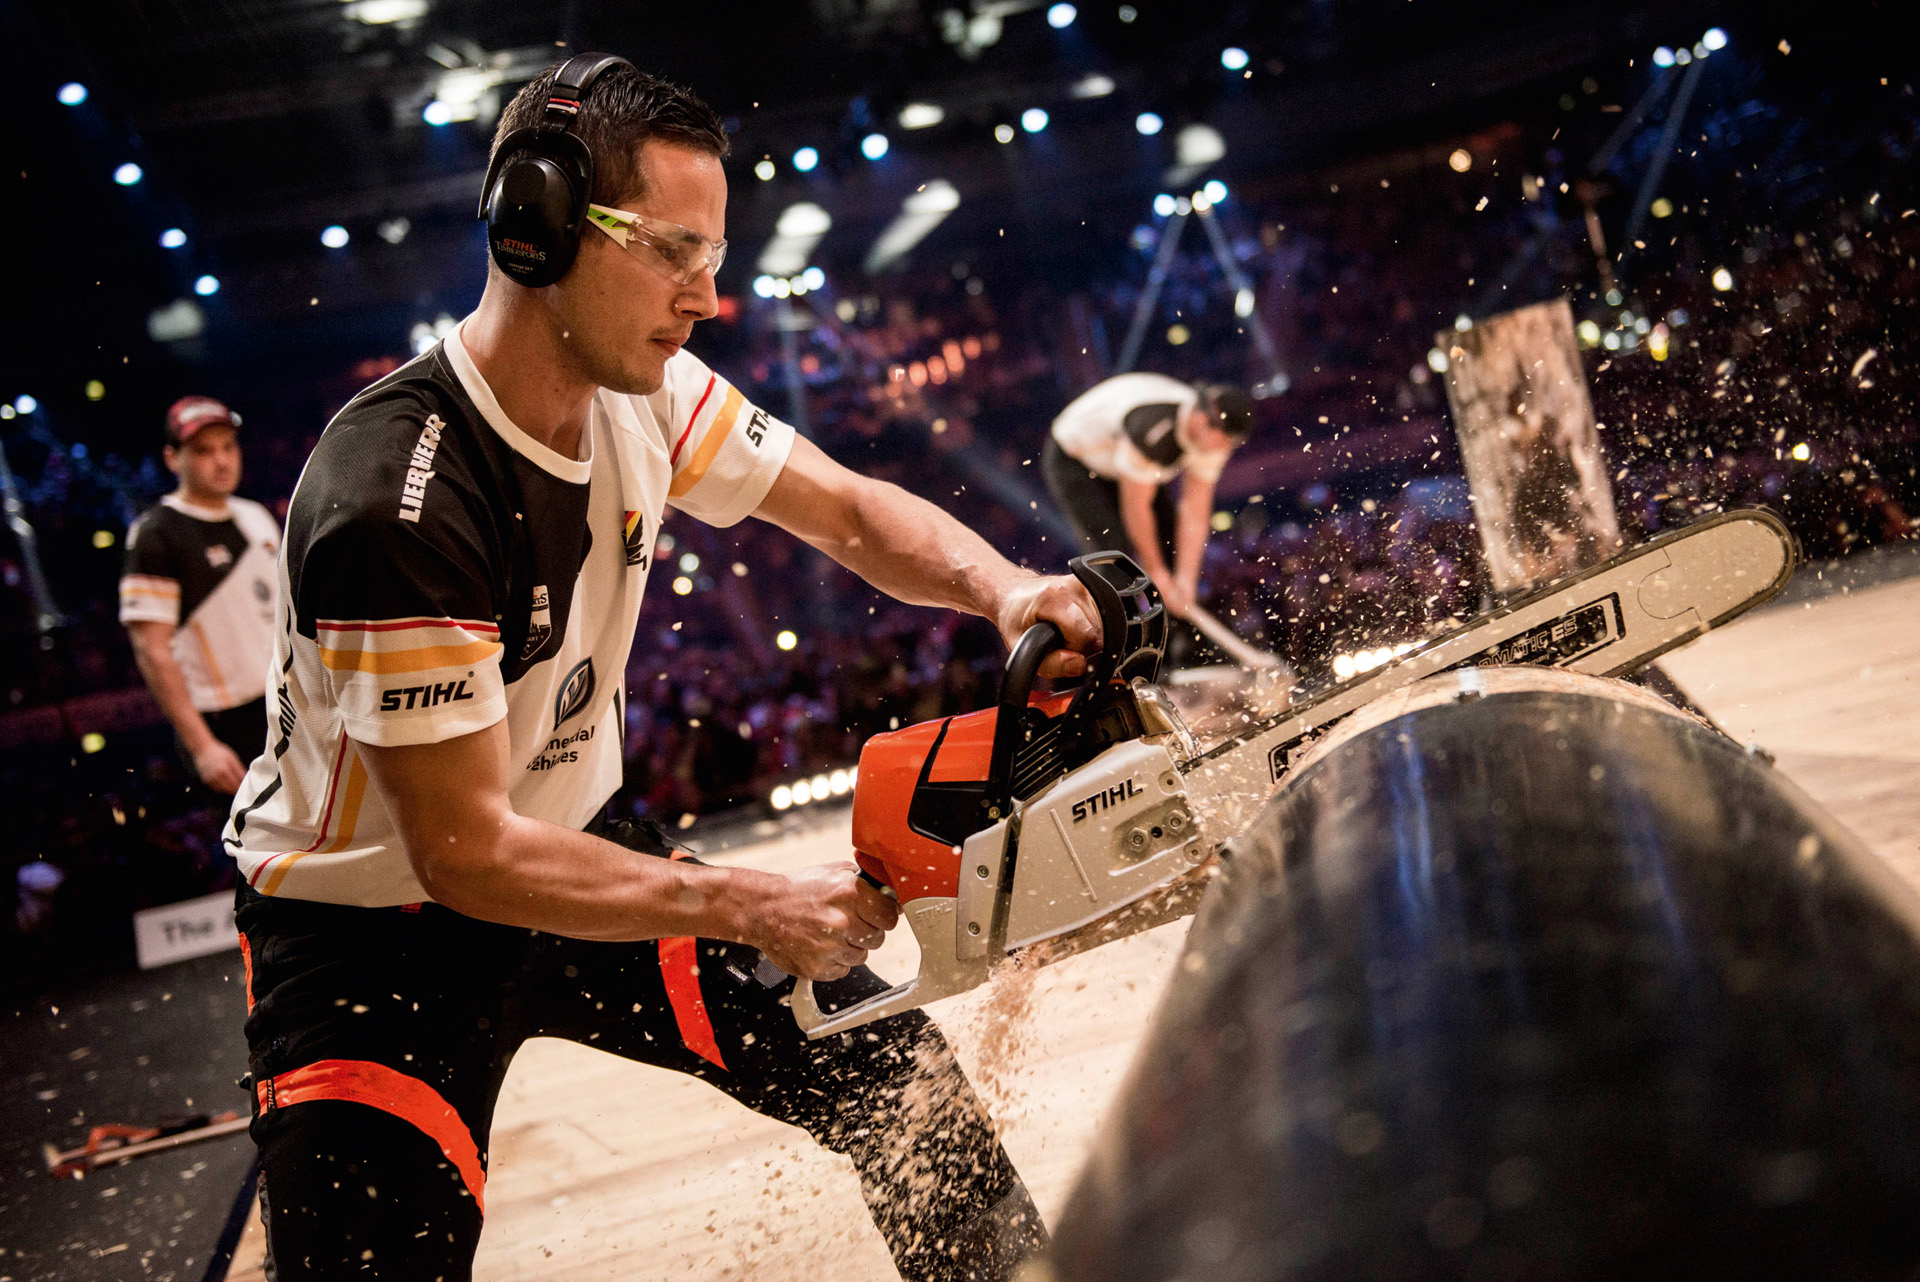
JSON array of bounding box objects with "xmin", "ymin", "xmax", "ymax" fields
[{"xmin": 236, "ymin": 819, "xmax": 1040, "ymax": 1280}]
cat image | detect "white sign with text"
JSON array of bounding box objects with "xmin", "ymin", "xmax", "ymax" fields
[{"xmin": 133, "ymin": 890, "xmax": 239, "ymax": 969}]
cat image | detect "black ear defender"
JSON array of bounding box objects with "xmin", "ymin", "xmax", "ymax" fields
[{"xmin": 479, "ymin": 53, "xmax": 633, "ymax": 287}]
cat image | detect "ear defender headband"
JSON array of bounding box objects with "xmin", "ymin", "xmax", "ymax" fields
[{"xmin": 479, "ymin": 53, "xmax": 633, "ymax": 287}]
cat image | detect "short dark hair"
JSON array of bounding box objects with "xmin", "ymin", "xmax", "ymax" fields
[
  {"xmin": 1200, "ymin": 384, "xmax": 1256, "ymax": 441},
  {"xmin": 491, "ymin": 60, "xmax": 730, "ymax": 205}
]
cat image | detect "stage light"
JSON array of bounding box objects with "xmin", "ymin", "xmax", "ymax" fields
[
  {"xmin": 92, "ymin": 529, "xmax": 114, "ymax": 548},
  {"xmin": 1135, "ymin": 111, "xmax": 1163, "ymax": 136},
  {"xmin": 753, "ymin": 275, "xmax": 776, "ymax": 298},
  {"xmin": 422, "ymin": 99, "xmax": 453, "ymax": 125},
  {"xmin": 672, "ymin": 575, "xmax": 693, "ymax": 595},
  {"xmin": 194, "ymin": 275, "xmax": 220, "ymax": 296},
  {"xmin": 1047, "ymin": 2, "xmax": 1076, "ymax": 28},
  {"xmin": 1153, "ymin": 193, "xmax": 1176, "ymax": 217},
  {"xmin": 1220, "ymin": 47, "xmax": 1249, "ymax": 71},
  {"xmin": 679, "ymin": 553, "xmax": 700, "ymax": 573},
  {"xmin": 160, "ymin": 228, "xmax": 187, "ymax": 248},
  {"xmin": 1167, "ymin": 324, "xmax": 1190, "ymax": 345},
  {"xmin": 1711, "ymin": 266, "xmax": 1734, "ymax": 291},
  {"xmin": 1650, "ymin": 197, "xmax": 1673, "ymax": 218},
  {"xmin": 1021, "ymin": 108, "xmax": 1048, "ymax": 134},
  {"xmin": 1449, "ymin": 148, "xmax": 1472, "ymax": 172},
  {"xmin": 771, "ymin": 277, "xmax": 792, "ymax": 298},
  {"xmin": 776, "ymin": 630, "xmax": 798, "ymax": 651},
  {"xmin": 792, "ymin": 779, "xmax": 813, "ymax": 805},
  {"xmin": 1603, "ymin": 331, "xmax": 1622, "ymax": 350},
  {"xmin": 14, "ymin": 395, "xmax": 37, "ymax": 414},
  {"xmin": 1454, "ymin": 313, "xmax": 1472, "ymax": 331},
  {"xmin": 771, "ymin": 785, "xmax": 793, "ymax": 810},
  {"xmin": 1577, "ymin": 319, "xmax": 1602, "ymax": 347},
  {"xmin": 732, "ymin": 562, "xmax": 748, "ymax": 576},
  {"xmin": 1702, "ymin": 27, "xmax": 1728, "ymax": 50},
  {"xmin": 1653, "ymin": 47, "xmax": 1676, "ymax": 67},
  {"xmin": 829, "ymin": 769, "xmax": 851, "ymax": 796},
  {"xmin": 114, "ymin": 163, "xmax": 142, "ymax": 186},
  {"xmin": 1674, "ymin": 47, "xmax": 1692, "ymax": 64},
  {"xmin": 1072, "ymin": 74, "xmax": 1115, "ymax": 98},
  {"xmin": 85, "ymin": 379, "xmax": 105, "ymax": 401},
  {"xmin": 348, "ymin": 0, "xmax": 428, "ymax": 22},
  {"xmin": 861, "ymin": 133, "xmax": 890, "ymax": 160},
  {"xmin": 754, "ymin": 159, "xmax": 776, "ymax": 180},
  {"xmin": 994, "ymin": 123, "xmax": 1015, "ymax": 143},
  {"xmin": 1426, "ymin": 348, "xmax": 1449, "ymax": 373},
  {"xmin": 1174, "ymin": 123, "xmax": 1226, "ymax": 168},
  {"xmin": 793, "ymin": 146, "xmax": 819, "ymax": 171},
  {"xmin": 81, "ymin": 732, "xmax": 106, "ymax": 755},
  {"xmin": 320, "ymin": 225, "xmax": 349, "ymax": 249},
  {"xmin": 1190, "ymin": 189, "xmax": 1213, "ymax": 212},
  {"xmin": 377, "ymin": 217, "xmax": 410, "ymax": 244},
  {"xmin": 1118, "ymin": 3, "xmax": 1137, "ymax": 17},
  {"xmin": 801, "ymin": 266, "xmax": 826, "ymax": 291},
  {"xmin": 899, "ymin": 102, "xmax": 945, "ymax": 129},
  {"xmin": 57, "ymin": 82, "xmax": 87, "ymax": 106},
  {"xmin": 1235, "ymin": 287, "xmax": 1255, "ymax": 318},
  {"xmin": 1202, "ymin": 179, "xmax": 1227, "ymax": 203},
  {"xmin": 1791, "ymin": 442, "xmax": 1810, "ymax": 461}
]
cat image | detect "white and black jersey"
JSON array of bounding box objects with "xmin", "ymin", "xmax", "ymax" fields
[
  {"xmin": 1049, "ymin": 372, "xmax": 1231, "ymax": 487},
  {"xmin": 120, "ymin": 494, "xmax": 280, "ymax": 712},
  {"xmin": 225, "ymin": 326, "xmax": 795, "ymax": 905}
]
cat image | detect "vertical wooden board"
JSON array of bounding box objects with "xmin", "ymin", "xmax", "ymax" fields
[{"xmin": 1439, "ymin": 298, "xmax": 1623, "ymax": 594}]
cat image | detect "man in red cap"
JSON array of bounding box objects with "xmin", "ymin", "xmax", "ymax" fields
[{"xmin": 119, "ymin": 396, "xmax": 280, "ymax": 793}]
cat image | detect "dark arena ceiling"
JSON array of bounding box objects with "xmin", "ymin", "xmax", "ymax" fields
[{"xmin": 0, "ymin": 0, "xmax": 1898, "ymax": 460}]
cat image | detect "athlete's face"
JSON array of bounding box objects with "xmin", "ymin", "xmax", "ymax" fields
[
  {"xmin": 165, "ymin": 426, "xmax": 242, "ymax": 501},
  {"xmin": 563, "ymin": 141, "xmax": 726, "ymax": 396}
]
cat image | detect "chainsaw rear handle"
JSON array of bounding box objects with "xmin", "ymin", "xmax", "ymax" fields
[{"xmin": 1066, "ymin": 551, "xmax": 1167, "ymax": 690}]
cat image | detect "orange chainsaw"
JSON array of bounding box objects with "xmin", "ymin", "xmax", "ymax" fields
[{"xmin": 791, "ymin": 511, "xmax": 1800, "ymax": 1038}]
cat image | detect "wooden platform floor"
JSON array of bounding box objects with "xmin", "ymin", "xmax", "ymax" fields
[{"xmin": 230, "ymin": 571, "xmax": 1920, "ymax": 1281}]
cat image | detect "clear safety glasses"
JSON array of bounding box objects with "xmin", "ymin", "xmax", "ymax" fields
[{"xmin": 585, "ymin": 204, "xmax": 728, "ymax": 285}]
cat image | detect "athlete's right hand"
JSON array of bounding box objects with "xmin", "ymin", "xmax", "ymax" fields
[
  {"xmin": 193, "ymin": 740, "xmax": 247, "ymax": 794},
  {"xmin": 753, "ymin": 863, "xmax": 900, "ymax": 981}
]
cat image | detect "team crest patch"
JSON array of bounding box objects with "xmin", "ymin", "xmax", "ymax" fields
[
  {"xmin": 623, "ymin": 511, "xmax": 648, "ymax": 568},
  {"xmin": 522, "ymin": 585, "xmax": 553, "ymax": 660},
  {"xmin": 554, "ymin": 658, "xmax": 595, "ymax": 727},
  {"xmin": 206, "ymin": 545, "xmax": 234, "ymax": 568}
]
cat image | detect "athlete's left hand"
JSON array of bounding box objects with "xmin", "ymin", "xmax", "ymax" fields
[{"xmin": 994, "ymin": 574, "xmax": 1102, "ymax": 680}]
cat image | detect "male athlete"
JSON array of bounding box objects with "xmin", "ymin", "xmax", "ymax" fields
[
  {"xmin": 1042, "ymin": 373, "xmax": 1253, "ymax": 620},
  {"xmin": 224, "ymin": 57, "xmax": 1098, "ymax": 1281},
  {"xmin": 121, "ymin": 396, "xmax": 278, "ymax": 795}
]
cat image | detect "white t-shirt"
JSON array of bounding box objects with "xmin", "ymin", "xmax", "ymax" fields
[
  {"xmin": 224, "ymin": 326, "xmax": 795, "ymax": 905},
  {"xmin": 1050, "ymin": 373, "xmax": 1231, "ymax": 487}
]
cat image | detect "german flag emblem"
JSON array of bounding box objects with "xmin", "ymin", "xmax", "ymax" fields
[{"xmin": 623, "ymin": 511, "xmax": 648, "ymax": 567}]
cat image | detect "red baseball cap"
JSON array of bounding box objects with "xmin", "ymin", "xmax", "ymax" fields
[{"xmin": 165, "ymin": 396, "xmax": 242, "ymax": 445}]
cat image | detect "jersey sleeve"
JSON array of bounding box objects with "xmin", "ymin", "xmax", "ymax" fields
[
  {"xmin": 1184, "ymin": 447, "xmax": 1231, "ymax": 486},
  {"xmin": 655, "ymin": 350, "xmax": 796, "ymax": 527},
  {"xmin": 298, "ymin": 497, "xmax": 507, "ymax": 748},
  {"xmin": 119, "ymin": 513, "xmax": 182, "ymax": 626}
]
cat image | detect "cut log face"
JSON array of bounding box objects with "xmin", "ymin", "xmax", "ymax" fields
[
  {"xmin": 1049, "ymin": 668, "xmax": 1920, "ymax": 1282},
  {"xmin": 1440, "ymin": 299, "xmax": 1623, "ymax": 595}
]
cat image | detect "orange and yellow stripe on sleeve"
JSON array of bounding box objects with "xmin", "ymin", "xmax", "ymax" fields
[
  {"xmin": 315, "ymin": 617, "xmax": 502, "ymax": 676},
  {"xmin": 119, "ymin": 574, "xmax": 182, "ymax": 622},
  {"xmin": 667, "ymin": 384, "xmax": 746, "ymax": 499}
]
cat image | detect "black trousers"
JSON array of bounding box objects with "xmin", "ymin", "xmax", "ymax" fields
[
  {"xmin": 1040, "ymin": 438, "xmax": 1218, "ymax": 667},
  {"xmin": 237, "ymin": 821, "xmax": 1042, "ymax": 1280},
  {"xmin": 177, "ymin": 694, "xmax": 268, "ymax": 784}
]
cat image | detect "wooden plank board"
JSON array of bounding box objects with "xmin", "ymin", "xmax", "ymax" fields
[{"xmin": 228, "ymin": 573, "xmax": 1920, "ymax": 1281}]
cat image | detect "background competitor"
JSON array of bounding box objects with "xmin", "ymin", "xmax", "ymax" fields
[
  {"xmin": 1041, "ymin": 373, "xmax": 1254, "ymax": 665},
  {"xmin": 223, "ymin": 56, "xmax": 1098, "ymax": 1281},
  {"xmin": 120, "ymin": 396, "xmax": 279, "ymax": 797}
]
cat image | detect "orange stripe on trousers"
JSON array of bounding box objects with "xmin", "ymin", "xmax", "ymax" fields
[
  {"xmin": 657, "ymin": 849, "xmax": 728, "ymax": 1070},
  {"xmin": 256, "ymin": 1058, "xmax": 487, "ymax": 1212}
]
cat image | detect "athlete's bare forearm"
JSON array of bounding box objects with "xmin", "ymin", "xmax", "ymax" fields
[{"xmin": 127, "ymin": 621, "xmax": 218, "ymax": 752}]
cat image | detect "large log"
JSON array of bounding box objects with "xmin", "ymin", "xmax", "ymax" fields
[{"xmin": 1048, "ymin": 668, "xmax": 1920, "ymax": 1281}]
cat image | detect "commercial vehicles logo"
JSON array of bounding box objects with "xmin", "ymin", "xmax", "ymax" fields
[
  {"xmin": 554, "ymin": 658, "xmax": 595, "ymax": 728},
  {"xmin": 522, "ymin": 584, "xmax": 552, "ymax": 659},
  {"xmin": 622, "ymin": 510, "xmax": 648, "ymax": 567}
]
